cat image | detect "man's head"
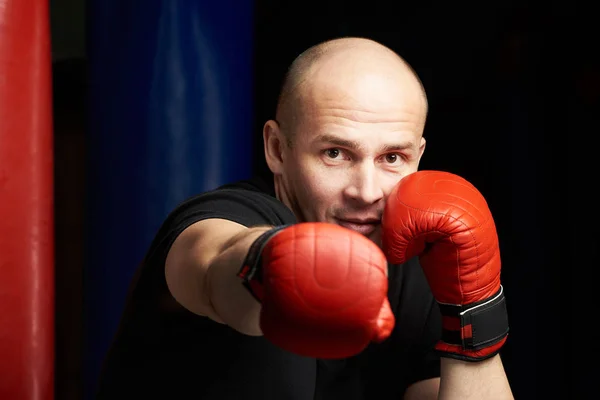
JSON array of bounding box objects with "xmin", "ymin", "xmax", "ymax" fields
[{"xmin": 263, "ymin": 37, "xmax": 428, "ymax": 246}]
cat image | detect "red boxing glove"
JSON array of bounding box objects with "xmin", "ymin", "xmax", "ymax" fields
[
  {"xmin": 382, "ymin": 170, "xmax": 509, "ymax": 362},
  {"xmin": 239, "ymin": 222, "xmax": 394, "ymax": 359}
]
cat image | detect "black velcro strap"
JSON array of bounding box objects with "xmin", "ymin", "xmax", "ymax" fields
[
  {"xmin": 237, "ymin": 225, "xmax": 290, "ymax": 301},
  {"xmin": 439, "ymin": 286, "xmax": 509, "ymax": 350}
]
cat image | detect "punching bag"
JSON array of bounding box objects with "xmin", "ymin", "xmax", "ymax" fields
[
  {"xmin": 0, "ymin": 0, "xmax": 54, "ymax": 399},
  {"xmin": 85, "ymin": 1, "xmax": 254, "ymax": 398}
]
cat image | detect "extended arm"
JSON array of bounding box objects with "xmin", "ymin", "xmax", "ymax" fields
[
  {"xmin": 165, "ymin": 218, "xmax": 395, "ymax": 359},
  {"xmin": 165, "ymin": 218, "xmax": 272, "ymax": 335}
]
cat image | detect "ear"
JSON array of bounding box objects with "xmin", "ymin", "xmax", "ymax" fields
[
  {"xmin": 263, "ymin": 120, "xmax": 286, "ymax": 175},
  {"xmin": 417, "ymin": 136, "xmax": 426, "ymax": 162}
]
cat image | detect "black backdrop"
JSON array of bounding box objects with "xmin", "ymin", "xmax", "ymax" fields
[{"xmin": 252, "ymin": 1, "xmax": 598, "ymax": 398}]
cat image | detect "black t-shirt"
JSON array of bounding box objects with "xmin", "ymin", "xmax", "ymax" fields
[{"xmin": 96, "ymin": 177, "xmax": 442, "ymax": 400}]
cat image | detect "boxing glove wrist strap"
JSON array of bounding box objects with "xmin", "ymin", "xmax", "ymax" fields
[
  {"xmin": 437, "ymin": 285, "xmax": 509, "ymax": 360},
  {"xmin": 237, "ymin": 225, "xmax": 290, "ymax": 302}
]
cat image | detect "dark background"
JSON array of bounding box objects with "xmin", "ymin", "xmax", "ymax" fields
[{"xmin": 52, "ymin": 1, "xmax": 598, "ymax": 399}]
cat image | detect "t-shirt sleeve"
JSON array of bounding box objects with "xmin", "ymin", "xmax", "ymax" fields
[
  {"xmin": 126, "ymin": 186, "xmax": 297, "ymax": 310},
  {"xmin": 144, "ymin": 187, "xmax": 297, "ymax": 264}
]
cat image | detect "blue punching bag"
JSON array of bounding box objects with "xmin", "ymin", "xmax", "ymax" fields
[{"xmin": 85, "ymin": 1, "xmax": 254, "ymax": 398}]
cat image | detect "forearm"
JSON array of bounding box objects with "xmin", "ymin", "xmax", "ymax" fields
[
  {"xmin": 205, "ymin": 226, "xmax": 273, "ymax": 336},
  {"xmin": 438, "ymin": 355, "xmax": 513, "ymax": 400}
]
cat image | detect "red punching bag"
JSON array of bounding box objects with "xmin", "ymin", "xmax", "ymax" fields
[{"xmin": 0, "ymin": 0, "xmax": 54, "ymax": 399}]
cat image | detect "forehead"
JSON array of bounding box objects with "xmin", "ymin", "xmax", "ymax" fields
[
  {"xmin": 285, "ymin": 50, "xmax": 426, "ymax": 147},
  {"xmin": 296, "ymin": 70, "xmax": 424, "ymax": 124},
  {"xmin": 304, "ymin": 51, "xmax": 424, "ymax": 110},
  {"xmin": 293, "ymin": 81, "xmax": 424, "ymax": 149}
]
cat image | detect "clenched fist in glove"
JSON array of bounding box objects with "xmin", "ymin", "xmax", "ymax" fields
[
  {"xmin": 238, "ymin": 222, "xmax": 394, "ymax": 359},
  {"xmin": 382, "ymin": 170, "xmax": 509, "ymax": 362}
]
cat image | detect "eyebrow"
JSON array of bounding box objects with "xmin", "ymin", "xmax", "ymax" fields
[{"xmin": 314, "ymin": 133, "xmax": 415, "ymax": 153}]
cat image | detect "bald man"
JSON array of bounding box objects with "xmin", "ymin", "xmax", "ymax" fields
[{"xmin": 96, "ymin": 38, "xmax": 513, "ymax": 399}]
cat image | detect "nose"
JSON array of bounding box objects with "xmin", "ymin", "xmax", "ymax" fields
[{"xmin": 343, "ymin": 162, "xmax": 384, "ymax": 206}]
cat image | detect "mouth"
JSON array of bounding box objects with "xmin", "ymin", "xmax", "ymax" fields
[{"xmin": 334, "ymin": 218, "xmax": 380, "ymax": 236}]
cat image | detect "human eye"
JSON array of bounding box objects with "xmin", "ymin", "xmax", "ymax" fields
[
  {"xmin": 320, "ymin": 148, "xmax": 352, "ymax": 165},
  {"xmin": 324, "ymin": 148, "xmax": 343, "ymax": 159},
  {"xmin": 383, "ymin": 153, "xmax": 403, "ymax": 164}
]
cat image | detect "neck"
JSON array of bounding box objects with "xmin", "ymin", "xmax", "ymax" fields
[{"xmin": 274, "ymin": 174, "xmax": 304, "ymax": 222}]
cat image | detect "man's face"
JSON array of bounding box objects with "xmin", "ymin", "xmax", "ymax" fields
[{"xmin": 278, "ymin": 71, "xmax": 426, "ymax": 246}]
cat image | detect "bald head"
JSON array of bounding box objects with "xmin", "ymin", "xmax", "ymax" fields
[{"xmin": 275, "ymin": 37, "xmax": 428, "ymax": 144}]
